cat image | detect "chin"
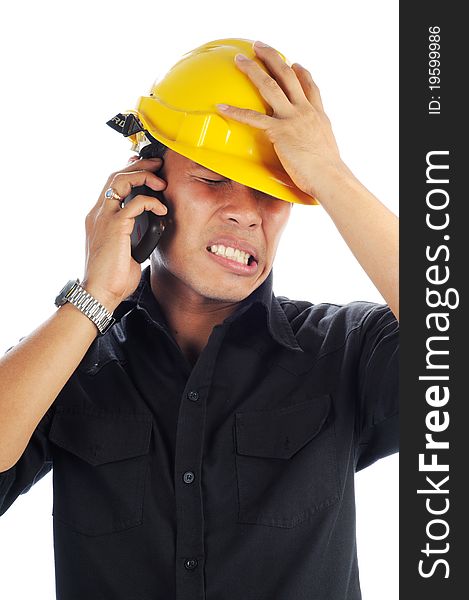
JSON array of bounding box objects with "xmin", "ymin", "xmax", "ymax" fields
[
  {"xmin": 190, "ymin": 277, "xmax": 254, "ymax": 303},
  {"xmin": 152, "ymin": 250, "xmax": 265, "ymax": 303}
]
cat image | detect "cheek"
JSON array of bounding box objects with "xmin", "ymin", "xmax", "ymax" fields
[
  {"xmin": 263, "ymin": 205, "xmax": 291, "ymax": 249},
  {"xmin": 163, "ymin": 191, "xmax": 209, "ymax": 255},
  {"xmin": 169, "ymin": 183, "xmax": 214, "ymax": 218}
]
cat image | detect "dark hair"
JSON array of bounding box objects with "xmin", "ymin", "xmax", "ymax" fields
[{"xmin": 140, "ymin": 139, "xmax": 169, "ymax": 160}]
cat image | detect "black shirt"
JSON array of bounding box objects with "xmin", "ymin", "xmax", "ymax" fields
[{"xmin": 0, "ymin": 265, "xmax": 399, "ymax": 600}]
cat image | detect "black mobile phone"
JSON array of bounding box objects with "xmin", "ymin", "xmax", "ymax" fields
[
  {"xmin": 120, "ymin": 141, "xmax": 168, "ymax": 264},
  {"xmin": 121, "ymin": 185, "xmax": 166, "ymax": 264}
]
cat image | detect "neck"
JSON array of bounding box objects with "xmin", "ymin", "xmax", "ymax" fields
[{"xmin": 149, "ymin": 263, "xmax": 241, "ymax": 366}]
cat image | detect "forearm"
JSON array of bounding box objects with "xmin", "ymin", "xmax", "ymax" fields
[
  {"xmin": 313, "ymin": 163, "xmax": 399, "ymax": 320},
  {"xmin": 0, "ymin": 294, "xmax": 116, "ymax": 472}
]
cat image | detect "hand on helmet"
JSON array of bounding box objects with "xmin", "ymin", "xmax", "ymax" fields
[{"xmin": 215, "ymin": 40, "xmax": 350, "ymax": 201}]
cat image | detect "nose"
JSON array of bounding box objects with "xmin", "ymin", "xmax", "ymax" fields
[{"xmin": 221, "ymin": 183, "xmax": 263, "ymax": 229}]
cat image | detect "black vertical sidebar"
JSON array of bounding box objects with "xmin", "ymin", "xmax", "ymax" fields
[{"xmin": 400, "ymin": 3, "xmax": 467, "ymax": 597}]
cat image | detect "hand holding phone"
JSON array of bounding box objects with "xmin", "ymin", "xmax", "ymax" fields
[{"xmin": 82, "ymin": 157, "xmax": 168, "ymax": 311}]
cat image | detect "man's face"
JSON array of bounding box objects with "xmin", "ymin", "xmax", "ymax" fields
[{"xmin": 151, "ymin": 149, "xmax": 292, "ymax": 303}]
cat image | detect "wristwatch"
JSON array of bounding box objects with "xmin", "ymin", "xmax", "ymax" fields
[{"xmin": 54, "ymin": 279, "xmax": 116, "ymax": 336}]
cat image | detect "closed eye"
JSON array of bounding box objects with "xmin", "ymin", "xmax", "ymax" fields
[{"xmin": 199, "ymin": 177, "xmax": 231, "ymax": 186}]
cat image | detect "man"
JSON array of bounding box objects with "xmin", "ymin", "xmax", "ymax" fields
[{"xmin": 0, "ymin": 39, "xmax": 398, "ymax": 599}]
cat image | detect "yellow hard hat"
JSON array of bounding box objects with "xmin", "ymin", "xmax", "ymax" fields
[{"xmin": 122, "ymin": 38, "xmax": 317, "ymax": 206}]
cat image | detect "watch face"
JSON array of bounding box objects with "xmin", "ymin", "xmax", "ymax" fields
[{"xmin": 55, "ymin": 280, "xmax": 78, "ymax": 307}]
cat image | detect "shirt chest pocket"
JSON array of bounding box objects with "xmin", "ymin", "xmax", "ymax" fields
[
  {"xmin": 234, "ymin": 394, "xmax": 340, "ymax": 529},
  {"xmin": 48, "ymin": 409, "xmax": 152, "ymax": 536}
]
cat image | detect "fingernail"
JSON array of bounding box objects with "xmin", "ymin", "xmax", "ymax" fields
[
  {"xmin": 216, "ymin": 104, "xmax": 230, "ymax": 111},
  {"xmin": 235, "ymin": 53, "xmax": 249, "ymax": 61},
  {"xmin": 254, "ymin": 41, "xmax": 269, "ymax": 48}
]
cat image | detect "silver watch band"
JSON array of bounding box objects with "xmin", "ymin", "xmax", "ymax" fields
[{"xmin": 66, "ymin": 281, "xmax": 116, "ymax": 335}]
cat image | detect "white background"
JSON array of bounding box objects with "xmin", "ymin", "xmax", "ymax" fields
[{"xmin": 0, "ymin": 1, "xmax": 398, "ymax": 598}]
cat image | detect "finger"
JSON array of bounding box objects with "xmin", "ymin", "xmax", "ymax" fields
[
  {"xmin": 121, "ymin": 156, "xmax": 163, "ymax": 173},
  {"xmin": 216, "ymin": 103, "xmax": 273, "ymax": 131},
  {"xmin": 234, "ymin": 54, "xmax": 293, "ymax": 116},
  {"xmin": 291, "ymin": 63, "xmax": 324, "ymax": 111},
  {"xmin": 252, "ymin": 42, "xmax": 309, "ymax": 106},
  {"xmin": 109, "ymin": 169, "xmax": 167, "ymax": 198},
  {"xmin": 100, "ymin": 170, "xmax": 167, "ymax": 215},
  {"xmin": 91, "ymin": 159, "xmax": 165, "ymax": 217},
  {"xmin": 119, "ymin": 193, "xmax": 168, "ymax": 219}
]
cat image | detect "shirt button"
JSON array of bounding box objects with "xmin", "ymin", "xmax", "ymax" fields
[
  {"xmin": 184, "ymin": 558, "xmax": 198, "ymax": 570},
  {"xmin": 183, "ymin": 471, "xmax": 195, "ymax": 484},
  {"xmin": 187, "ymin": 390, "xmax": 199, "ymax": 402}
]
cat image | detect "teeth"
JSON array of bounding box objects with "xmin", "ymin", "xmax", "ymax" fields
[{"xmin": 209, "ymin": 245, "xmax": 252, "ymax": 265}]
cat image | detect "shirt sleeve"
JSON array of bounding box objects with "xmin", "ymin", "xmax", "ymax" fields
[
  {"xmin": 0, "ymin": 405, "xmax": 54, "ymax": 517},
  {"xmin": 354, "ymin": 304, "xmax": 399, "ymax": 471},
  {"xmin": 0, "ymin": 340, "xmax": 55, "ymax": 517}
]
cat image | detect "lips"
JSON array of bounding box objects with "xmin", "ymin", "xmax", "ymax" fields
[
  {"xmin": 205, "ymin": 236, "xmax": 259, "ymax": 262},
  {"xmin": 206, "ymin": 247, "xmax": 259, "ymax": 275}
]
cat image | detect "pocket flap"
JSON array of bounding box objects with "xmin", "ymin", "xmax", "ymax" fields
[
  {"xmin": 49, "ymin": 409, "xmax": 152, "ymax": 466},
  {"xmin": 235, "ymin": 394, "xmax": 331, "ymax": 460}
]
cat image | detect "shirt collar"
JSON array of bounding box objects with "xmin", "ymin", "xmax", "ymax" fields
[{"xmin": 113, "ymin": 265, "xmax": 303, "ymax": 352}]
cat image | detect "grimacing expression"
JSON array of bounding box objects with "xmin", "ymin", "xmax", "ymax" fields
[{"xmin": 151, "ymin": 149, "xmax": 292, "ymax": 303}]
